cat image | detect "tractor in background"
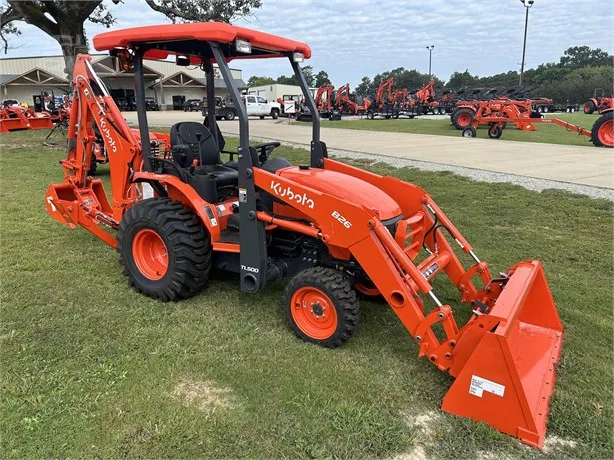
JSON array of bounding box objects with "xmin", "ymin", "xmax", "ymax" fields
[{"xmin": 584, "ymin": 88, "xmax": 614, "ymax": 114}]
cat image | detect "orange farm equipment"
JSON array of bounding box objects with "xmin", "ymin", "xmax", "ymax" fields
[
  {"xmin": 451, "ymin": 96, "xmax": 544, "ymax": 131},
  {"xmin": 461, "ymin": 106, "xmax": 613, "ymax": 147},
  {"xmin": 45, "ymin": 22, "xmax": 564, "ymax": 447},
  {"xmin": 365, "ymin": 77, "xmax": 397, "ymax": 119},
  {"xmin": 334, "ymin": 83, "xmax": 370, "ymax": 116},
  {"xmin": 0, "ymin": 105, "xmax": 54, "ymax": 133},
  {"xmin": 314, "ymin": 84, "xmax": 339, "ymax": 118},
  {"xmin": 584, "ymin": 88, "xmax": 614, "ymax": 114}
]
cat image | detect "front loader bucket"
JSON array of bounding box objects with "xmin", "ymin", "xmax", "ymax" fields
[{"xmin": 442, "ymin": 260, "xmax": 562, "ymax": 448}]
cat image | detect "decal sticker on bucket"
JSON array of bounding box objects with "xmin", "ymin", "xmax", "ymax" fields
[{"xmin": 469, "ymin": 375, "xmax": 505, "ymax": 398}]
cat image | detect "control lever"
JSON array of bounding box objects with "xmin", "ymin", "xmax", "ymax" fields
[{"xmin": 195, "ymin": 132, "xmax": 204, "ymax": 165}]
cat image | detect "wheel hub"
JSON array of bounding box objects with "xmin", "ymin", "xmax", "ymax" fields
[
  {"xmin": 290, "ymin": 287, "xmax": 338, "ymax": 340},
  {"xmin": 311, "ymin": 302, "xmax": 324, "ymax": 316}
]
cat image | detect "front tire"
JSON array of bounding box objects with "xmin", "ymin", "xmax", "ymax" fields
[
  {"xmin": 284, "ymin": 267, "xmax": 359, "ymax": 348},
  {"xmin": 591, "ymin": 111, "xmax": 614, "ymax": 148},
  {"xmin": 462, "ymin": 127, "xmax": 477, "ymax": 138},
  {"xmin": 584, "ymin": 101, "xmax": 595, "ymax": 114},
  {"xmin": 117, "ymin": 198, "xmax": 212, "ymax": 301},
  {"xmin": 225, "ymin": 110, "xmax": 236, "ymax": 121}
]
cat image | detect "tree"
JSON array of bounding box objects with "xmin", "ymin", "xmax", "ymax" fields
[
  {"xmin": 276, "ymin": 65, "xmax": 314, "ymax": 87},
  {"xmin": 144, "ymin": 0, "xmax": 261, "ymax": 23},
  {"xmin": 446, "ymin": 70, "xmax": 478, "ymax": 89},
  {"xmin": 355, "ymin": 76, "xmax": 372, "ymax": 97},
  {"xmin": 1, "ymin": 1, "xmax": 116, "ymax": 76},
  {"xmin": 247, "ymin": 76, "xmax": 275, "ymax": 87},
  {"xmin": 1, "ymin": 0, "xmax": 262, "ymax": 76},
  {"xmin": 559, "ymin": 46, "xmax": 612, "ymax": 69},
  {"xmin": 314, "ymin": 70, "xmax": 331, "ymax": 87}
]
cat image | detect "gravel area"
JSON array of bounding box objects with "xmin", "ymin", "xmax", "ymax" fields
[{"xmin": 225, "ymin": 132, "xmax": 614, "ymax": 202}]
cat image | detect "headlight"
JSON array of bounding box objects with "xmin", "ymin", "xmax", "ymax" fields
[
  {"xmin": 235, "ymin": 39, "xmax": 252, "ymax": 54},
  {"xmin": 292, "ymin": 52, "xmax": 304, "ymax": 63}
]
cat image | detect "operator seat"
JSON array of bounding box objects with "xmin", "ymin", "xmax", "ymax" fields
[{"xmin": 170, "ymin": 121, "xmax": 237, "ymax": 187}]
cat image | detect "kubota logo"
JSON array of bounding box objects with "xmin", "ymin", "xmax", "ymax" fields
[
  {"xmin": 270, "ymin": 181, "xmax": 315, "ymax": 209},
  {"xmin": 98, "ymin": 118, "xmax": 117, "ymax": 153}
]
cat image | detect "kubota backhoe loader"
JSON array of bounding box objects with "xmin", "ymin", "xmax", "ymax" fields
[
  {"xmin": 45, "ymin": 22, "xmax": 563, "ymax": 447},
  {"xmin": 365, "ymin": 77, "xmax": 397, "ymax": 119},
  {"xmin": 334, "ymin": 83, "xmax": 370, "ymax": 116}
]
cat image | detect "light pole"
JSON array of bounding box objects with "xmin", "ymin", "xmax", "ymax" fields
[
  {"xmin": 519, "ymin": 0, "xmax": 534, "ymax": 86},
  {"xmin": 426, "ymin": 45, "xmax": 434, "ymax": 78}
]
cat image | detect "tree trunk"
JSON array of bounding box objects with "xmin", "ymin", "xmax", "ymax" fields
[{"xmin": 57, "ymin": 22, "xmax": 89, "ymax": 77}]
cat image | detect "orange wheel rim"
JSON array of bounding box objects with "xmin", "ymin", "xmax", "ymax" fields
[
  {"xmin": 458, "ymin": 113, "xmax": 471, "ymax": 126},
  {"xmin": 598, "ymin": 119, "xmax": 613, "ymax": 147},
  {"xmin": 132, "ymin": 228, "xmax": 168, "ymax": 280},
  {"xmin": 291, "ymin": 287, "xmax": 338, "ymax": 340}
]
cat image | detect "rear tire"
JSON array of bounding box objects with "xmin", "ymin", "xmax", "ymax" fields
[
  {"xmin": 259, "ymin": 115, "xmax": 265, "ymax": 119},
  {"xmin": 591, "ymin": 111, "xmax": 614, "ymax": 148},
  {"xmin": 117, "ymin": 198, "xmax": 212, "ymax": 301},
  {"xmin": 271, "ymin": 109, "xmax": 280, "ymax": 119},
  {"xmin": 453, "ymin": 108, "xmax": 475, "ymax": 130},
  {"xmin": 225, "ymin": 110, "xmax": 236, "ymax": 121},
  {"xmin": 284, "ymin": 267, "xmax": 359, "ymax": 348},
  {"xmin": 366, "ymin": 110, "xmax": 374, "ymax": 120}
]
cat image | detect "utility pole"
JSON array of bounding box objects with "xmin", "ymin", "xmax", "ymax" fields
[
  {"xmin": 519, "ymin": 0, "xmax": 534, "ymax": 86},
  {"xmin": 426, "ymin": 45, "xmax": 434, "ymax": 78}
]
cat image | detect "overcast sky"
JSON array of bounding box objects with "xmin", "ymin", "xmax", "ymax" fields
[{"xmin": 2, "ymin": 0, "xmax": 612, "ymax": 87}]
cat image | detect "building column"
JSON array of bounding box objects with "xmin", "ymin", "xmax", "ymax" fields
[{"xmin": 159, "ymin": 78, "xmax": 165, "ymax": 109}]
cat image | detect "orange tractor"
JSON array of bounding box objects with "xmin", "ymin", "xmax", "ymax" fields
[
  {"xmin": 584, "ymin": 88, "xmax": 614, "ymax": 114},
  {"xmin": 46, "ymin": 22, "xmax": 563, "ymax": 447}
]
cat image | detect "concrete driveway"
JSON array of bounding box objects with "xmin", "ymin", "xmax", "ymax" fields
[{"xmin": 124, "ymin": 111, "xmax": 613, "ymax": 190}]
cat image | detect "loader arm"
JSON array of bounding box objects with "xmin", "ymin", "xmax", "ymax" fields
[{"xmin": 254, "ymin": 159, "xmax": 563, "ymax": 447}]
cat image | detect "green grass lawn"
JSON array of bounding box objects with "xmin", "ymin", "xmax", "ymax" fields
[
  {"xmin": 1, "ymin": 129, "xmax": 612, "ymax": 459},
  {"xmin": 319, "ymin": 112, "xmax": 601, "ymax": 147}
]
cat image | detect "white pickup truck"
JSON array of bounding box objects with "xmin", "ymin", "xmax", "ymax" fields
[
  {"xmin": 243, "ymin": 95, "xmax": 281, "ymax": 119},
  {"xmin": 202, "ymin": 95, "xmax": 281, "ymax": 120}
]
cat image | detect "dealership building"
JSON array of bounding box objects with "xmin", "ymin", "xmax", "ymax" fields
[{"xmin": 0, "ymin": 54, "xmax": 247, "ymax": 110}]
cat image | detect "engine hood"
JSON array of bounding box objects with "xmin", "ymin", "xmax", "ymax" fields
[{"xmin": 278, "ymin": 166, "xmax": 402, "ymax": 221}]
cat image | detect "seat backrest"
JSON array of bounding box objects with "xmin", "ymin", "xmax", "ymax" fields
[
  {"xmin": 170, "ymin": 121, "xmax": 220, "ymax": 166},
  {"xmin": 203, "ymin": 116, "xmax": 226, "ymax": 152}
]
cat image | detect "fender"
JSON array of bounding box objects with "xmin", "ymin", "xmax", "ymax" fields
[{"xmin": 132, "ymin": 171, "xmax": 222, "ymax": 241}]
